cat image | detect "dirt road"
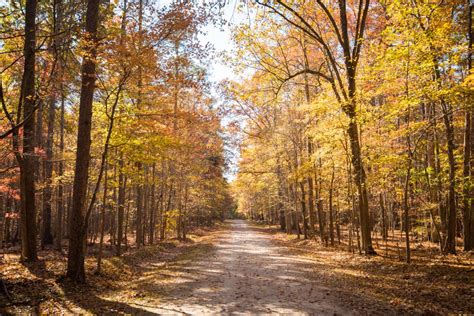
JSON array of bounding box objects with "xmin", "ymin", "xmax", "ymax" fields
[{"xmin": 137, "ymin": 220, "xmax": 351, "ymax": 314}]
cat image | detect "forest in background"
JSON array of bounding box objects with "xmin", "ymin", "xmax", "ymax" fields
[
  {"xmin": 229, "ymin": 0, "xmax": 473, "ymax": 262},
  {"xmin": 0, "ymin": 0, "xmax": 233, "ymax": 283}
]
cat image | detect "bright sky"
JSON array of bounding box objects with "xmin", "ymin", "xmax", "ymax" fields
[
  {"xmin": 198, "ymin": 1, "xmax": 248, "ymax": 182},
  {"xmin": 199, "ymin": 0, "xmax": 245, "ymax": 83}
]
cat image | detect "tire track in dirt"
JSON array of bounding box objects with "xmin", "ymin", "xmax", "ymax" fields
[{"xmin": 135, "ymin": 220, "xmax": 351, "ymax": 315}]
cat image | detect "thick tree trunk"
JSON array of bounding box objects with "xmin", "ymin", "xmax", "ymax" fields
[
  {"xmin": 19, "ymin": 0, "xmax": 38, "ymax": 262},
  {"xmin": 66, "ymin": 0, "xmax": 100, "ymax": 282}
]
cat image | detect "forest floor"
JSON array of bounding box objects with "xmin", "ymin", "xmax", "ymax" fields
[
  {"xmin": 257, "ymin": 222, "xmax": 474, "ymax": 315},
  {"xmin": 0, "ymin": 220, "xmax": 473, "ymax": 314}
]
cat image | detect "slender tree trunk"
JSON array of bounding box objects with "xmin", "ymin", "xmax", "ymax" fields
[
  {"xmin": 441, "ymin": 98, "xmax": 457, "ymax": 254},
  {"xmin": 463, "ymin": 109, "xmax": 472, "ymax": 250},
  {"xmin": 55, "ymin": 94, "xmax": 65, "ymax": 251},
  {"xmin": 464, "ymin": 0, "xmax": 474, "ymax": 251},
  {"xmin": 134, "ymin": 0, "xmax": 144, "ymax": 247},
  {"xmin": 148, "ymin": 164, "xmax": 156, "ymax": 244},
  {"xmin": 116, "ymin": 157, "xmax": 126, "ymax": 256},
  {"xmin": 404, "ymin": 156, "xmax": 412, "ymax": 263},
  {"xmin": 41, "ymin": 98, "xmax": 54, "ymax": 246},
  {"xmin": 299, "ymin": 181, "xmax": 308, "ymax": 239},
  {"xmin": 380, "ymin": 193, "xmax": 387, "ymax": 241},
  {"xmin": 125, "ymin": 187, "xmax": 131, "ymax": 250},
  {"xmin": 328, "ymin": 164, "xmax": 335, "ymax": 246},
  {"xmin": 276, "ymin": 162, "xmax": 286, "ymax": 231},
  {"xmin": 42, "ymin": 0, "xmax": 63, "ymax": 247},
  {"xmin": 346, "ymin": 106, "xmax": 374, "ymax": 254},
  {"xmin": 115, "ymin": 0, "xmax": 128, "ymax": 256},
  {"xmin": 96, "ymin": 161, "xmax": 108, "ymax": 273},
  {"xmin": 307, "ymin": 141, "xmax": 316, "ymax": 237},
  {"xmin": 317, "ymin": 199, "xmax": 327, "ymax": 246},
  {"xmin": 143, "ymin": 167, "xmax": 149, "ymax": 242},
  {"xmin": 135, "ymin": 167, "xmax": 144, "ymax": 246}
]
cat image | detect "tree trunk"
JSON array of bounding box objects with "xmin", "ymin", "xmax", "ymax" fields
[
  {"xmin": 307, "ymin": 141, "xmax": 316, "ymax": 237},
  {"xmin": 441, "ymin": 99, "xmax": 457, "ymax": 254},
  {"xmin": 115, "ymin": 0, "xmax": 128, "ymax": 256},
  {"xmin": 96, "ymin": 161, "xmax": 108, "ymax": 273},
  {"xmin": 464, "ymin": 0, "xmax": 474, "ymax": 251},
  {"xmin": 299, "ymin": 181, "xmax": 308, "ymax": 239},
  {"xmin": 346, "ymin": 107, "xmax": 375, "ymax": 254},
  {"xmin": 328, "ymin": 165, "xmax": 335, "ymax": 246},
  {"xmin": 18, "ymin": 0, "xmax": 38, "ymax": 262},
  {"xmin": 135, "ymin": 166, "xmax": 144, "ymax": 246},
  {"xmin": 41, "ymin": 98, "xmax": 54, "ymax": 247},
  {"xmin": 317, "ymin": 199, "xmax": 327, "ymax": 246},
  {"xmin": 116, "ymin": 157, "xmax": 126, "ymax": 256},
  {"xmin": 276, "ymin": 160, "xmax": 286, "ymax": 231},
  {"xmin": 55, "ymin": 92, "xmax": 65, "ymax": 251},
  {"xmin": 42, "ymin": 0, "xmax": 63, "ymax": 247},
  {"xmin": 66, "ymin": 0, "xmax": 100, "ymax": 282},
  {"xmin": 148, "ymin": 164, "xmax": 156, "ymax": 244},
  {"xmin": 404, "ymin": 158, "xmax": 412, "ymax": 264},
  {"xmin": 380, "ymin": 193, "xmax": 387, "ymax": 241}
]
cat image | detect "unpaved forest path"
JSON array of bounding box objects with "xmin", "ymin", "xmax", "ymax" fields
[{"xmin": 136, "ymin": 220, "xmax": 351, "ymax": 315}]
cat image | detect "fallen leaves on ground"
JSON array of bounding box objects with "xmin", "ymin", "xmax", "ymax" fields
[
  {"xmin": 0, "ymin": 227, "xmax": 220, "ymax": 314},
  {"xmin": 263, "ymin": 224, "xmax": 474, "ymax": 314}
]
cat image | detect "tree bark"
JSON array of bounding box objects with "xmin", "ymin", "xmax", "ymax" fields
[
  {"xmin": 66, "ymin": 0, "xmax": 100, "ymax": 282},
  {"xmin": 116, "ymin": 156, "xmax": 126, "ymax": 256},
  {"xmin": 55, "ymin": 93, "xmax": 65, "ymax": 251},
  {"xmin": 299, "ymin": 181, "xmax": 308, "ymax": 239},
  {"xmin": 135, "ymin": 167, "xmax": 144, "ymax": 247},
  {"xmin": 380, "ymin": 193, "xmax": 387, "ymax": 241},
  {"xmin": 441, "ymin": 101, "xmax": 457, "ymax": 254},
  {"xmin": 42, "ymin": 0, "xmax": 63, "ymax": 247},
  {"xmin": 328, "ymin": 164, "xmax": 335, "ymax": 246},
  {"xmin": 96, "ymin": 160, "xmax": 108, "ymax": 273},
  {"xmin": 346, "ymin": 107, "xmax": 375, "ymax": 254},
  {"xmin": 19, "ymin": 0, "xmax": 38, "ymax": 262},
  {"xmin": 464, "ymin": 0, "xmax": 473, "ymax": 251}
]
